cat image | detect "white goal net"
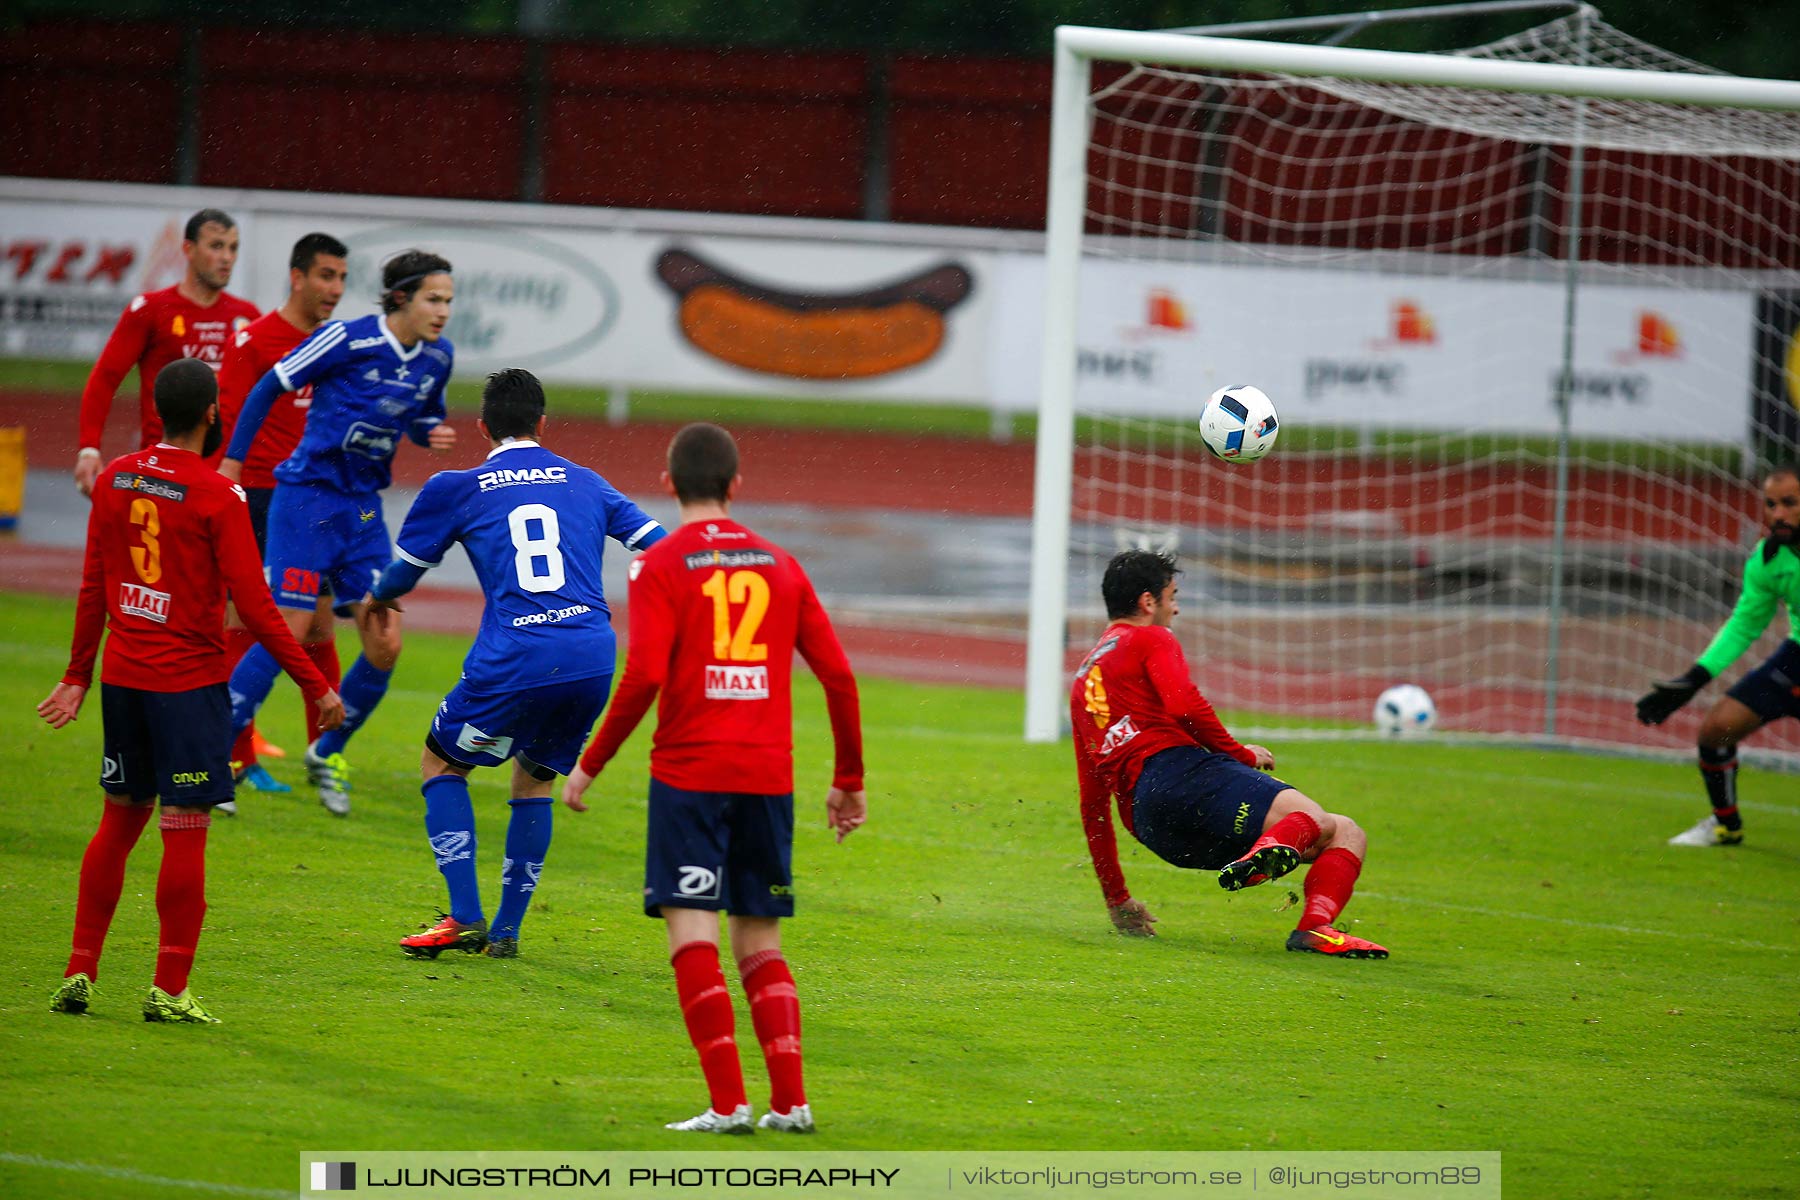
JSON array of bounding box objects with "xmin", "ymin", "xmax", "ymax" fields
[{"xmin": 1024, "ymin": 13, "xmax": 1800, "ymax": 763}]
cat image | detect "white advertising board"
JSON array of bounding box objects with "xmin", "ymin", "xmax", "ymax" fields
[
  {"xmin": 988, "ymin": 256, "xmax": 1757, "ymax": 443},
  {"xmin": 0, "ymin": 200, "xmax": 261, "ymax": 359},
  {"xmin": 0, "ymin": 180, "xmax": 1760, "ymax": 441},
  {"xmin": 244, "ymin": 218, "xmax": 995, "ymax": 402}
]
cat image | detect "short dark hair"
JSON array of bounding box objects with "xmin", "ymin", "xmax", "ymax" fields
[
  {"xmin": 1102, "ymin": 550, "xmax": 1179, "ymax": 619},
  {"xmin": 482, "ymin": 369, "xmax": 546, "ymax": 441},
  {"xmin": 290, "ymin": 232, "xmax": 348, "ymax": 273},
  {"xmin": 667, "ymin": 423, "xmax": 738, "ymax": 504},
  {"xmin": 1767, "ymin": 463, "xmax": 1800, "ymax": 486},
  {"xmin": 153, "ymin": 359, "xmax": 218, "ymax": 437},
  {"xmin": 380, "ymin": 249, "xmax": 453, "ymax": 313},
  {"xmin": 183, "ymin": 208, "xmax": 235, "ymax": 243}
]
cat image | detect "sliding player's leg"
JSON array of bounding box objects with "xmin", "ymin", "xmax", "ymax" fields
[{"xmin": 1280, "ymin": 805, "xmax": 1385, "ymax": 959}]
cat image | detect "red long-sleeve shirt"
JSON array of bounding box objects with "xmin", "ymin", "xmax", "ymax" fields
[
  {"xmin": 62, "ymin": 444, "xmax": 329, "ymax": 700},
  {"xmin": 217, "ymin": 310, "xmax": 313, "ymax": 490},
  {"xmin": 579, "ymin": 517, "xmax": 863, "ymax": 795},
  {"xmin": 78, "ymin": 286, "xmax": 258, "ymax": 454},
  {"xmin": 1070, "ymin": 621, "xmax": 1255, "ymax": 906}
]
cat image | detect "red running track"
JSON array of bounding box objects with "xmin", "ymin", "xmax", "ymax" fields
[{"xmin": 5, "ymin": 390, "xmax": 1759, "ymax": 538}]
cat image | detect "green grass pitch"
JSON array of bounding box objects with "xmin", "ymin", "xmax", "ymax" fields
[{"xmin": 0, "ymin": 589, "xmax": 1795, "ymax": 1199}]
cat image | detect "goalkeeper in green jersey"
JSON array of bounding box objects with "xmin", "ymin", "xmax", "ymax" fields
[{"xmin": 1636, "ymin": 465, "xmax": 1800, "ymax": 847}]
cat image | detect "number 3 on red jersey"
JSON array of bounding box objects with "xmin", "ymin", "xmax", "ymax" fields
[{"xmin": 128, "ymin": 497, "xmax": 162, "ymax": 584}]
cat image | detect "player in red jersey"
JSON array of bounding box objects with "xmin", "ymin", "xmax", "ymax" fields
[
  {"xmin": 74, "ymin": 209, "xmax": 258, "ymax": 496},
  {"xmin": 1072, "ymin": 550, "xmax": 1388, "ymax": 959},
  {"xmin": 214, "ymin": 233, "xmax": 349, "ymax": 796},
  {"xmin": 39, "ymin": 359, "xmax": 344, "ymax": 1023},
  {"xmin": 564, "ymin": 422, "xmax": 867, "ymax": 1135}
]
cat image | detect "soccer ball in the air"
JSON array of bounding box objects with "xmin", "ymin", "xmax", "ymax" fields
[
  {"xmin": 1199, "ymin": 384, "xmax": 1279, "ymax": 464},
  {"xmin": 1373, "ymin": 684, "xmax": 1437, "ymax": 737}
]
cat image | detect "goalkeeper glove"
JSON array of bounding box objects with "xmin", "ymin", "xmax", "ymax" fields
[{"xmin": 1635, "ymin": 664, "xmax": 1712, "ymax": 726}]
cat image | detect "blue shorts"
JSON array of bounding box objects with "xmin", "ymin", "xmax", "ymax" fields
[
  {"xmin": 1131, "ymin": 746, "xmax": 1291, "ymax": 871},
  {"xmin": 643, "ymin": 778, "xmax": 794, "ymax": 919},
  {"xmin": 427, "ymin": 673, "xmax": 613, "ymax": 778},
  {"xmin": 98, "ymin": 683, "xmax": 235, "ymax": 807},
  {"xmin": 264, "ymin": 482, "xmax": 388, "ymax": 615},
  {"xmin": 1726, "ymin": 639, "xmax": 1800, "ymax": 724}
]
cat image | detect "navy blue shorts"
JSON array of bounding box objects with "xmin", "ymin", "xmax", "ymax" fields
[
  {"xmin": 1726, "ymin": 639, "xmax": 1800, "ymax": 724},
  {"xmin": 265, "ymin": 482, "xmax": 388, "ymax": 615},
  {"xmin": 1131, "ymin": 746, "xmax": 1291, "ymax": 871},
  {"xmin": 643, "ymin": 778, "xmax": 794, "ymax": 919},
  {"xmin": 98, "ymin": 683, "xmax": 235, "ymax": 807},
  {"xmin": 428, "ymin": 673, "xmax": 613, "ymax": 778}
]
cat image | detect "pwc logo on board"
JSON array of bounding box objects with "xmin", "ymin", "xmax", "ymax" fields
[
  {"xmin": 1616, "ymin": 310, "xmax": 1682, "ymax": 361},
  {"xmin": 1145, "ymin": 289, "xmax": 1191, "ymax": 332},
  {"xmin": 1120, "ymin": 288, "xmax": 1194, "ymax": 342},
  {"xmin": 1367, "ymin": 299, "xmax": 1437, "ymax": 349}
]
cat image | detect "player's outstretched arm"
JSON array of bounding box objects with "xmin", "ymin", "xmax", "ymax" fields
[
  {"xmin": 1108, "ymin": 898, "xmax": 1158, "ymax": 937},
  {"xmin": 36, "ymin": 682, "xmax": 88, "ymax": 729},
  {"xmin": 1636, "ymin": 664, "xmax": 1712, "ymax": 725},
  {"xmin": 826, "ymin": 787, "xmax": 866, "ymax": 842},
  {"xmin": 1074, "ymin": 733, "xmax": 1148, "ymax": 934},
  {"xmin": 222, "ymin": 368, "xmax": 286, "ymax": 469}
]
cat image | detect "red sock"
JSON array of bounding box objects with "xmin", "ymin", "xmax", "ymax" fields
[
  {"xmin": 65, "ymin": 801, "xmax": 153, "ymax": 981},
  {"xmin": 153, "ymin": 811, "xmax": 210, "ymax": 995},
  {"xmin": 1297, "ymin": 846, "xmax": 1363, "ymax": 932},
  {"xmin": 231, "ymin": 725, "xmax": 257, "ymax": 771},
  {"xmin": 739, "ymin": 950, "xmax": 805, "ymax": 1113},
  {"xmin": 671, "ymin": 940, "xmax": 745, "ymax": 1114},
  {"xmin": 303, "ymin": 640, "xmax": 342, "ymax": 747},
  {"xmin": 226, "ymin": 628, "xmax": 260, "ymax": 769},
  {"xmin": 1259, "ymin": 811, "xmax": 1321, "ymax": 855}
]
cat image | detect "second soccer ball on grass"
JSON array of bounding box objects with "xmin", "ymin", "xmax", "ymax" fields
[
  {"xmin": 1374, "ymin": 685, "xmax": 1437, "ymax": 737},
  {"xmin": 1198, "ymin": 384, "xmax": 1279, "ymax": 464}
]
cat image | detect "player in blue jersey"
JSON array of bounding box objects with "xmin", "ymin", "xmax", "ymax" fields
[
  {"xmin": 365, "ymin": 369, "xmax": 666, "ymax": 959},
  {"xmin": 219, "ymin": 250, "xmax": 458, "ymax": 816}
]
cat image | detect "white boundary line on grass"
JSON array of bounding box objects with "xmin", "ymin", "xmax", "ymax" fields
[
  {"xmin": 1356, "ymin": 892, "xmax": 1799, "ymax": 955},
  {"xmin": 0, "ymin": 1152, "xmax": 289, "ymax": 1198}
]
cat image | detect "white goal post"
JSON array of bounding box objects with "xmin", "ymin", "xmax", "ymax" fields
[{"xmin": 1024, "ymin": 17, "xmax": 1800, "ymax": 758}]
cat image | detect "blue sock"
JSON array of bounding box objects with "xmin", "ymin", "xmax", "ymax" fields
[
  {"xmin": 489, "ymin": 798, "xmax": 553, "ymax": 941},
  {"xmin": 312, "ymin": 655, "xmax": 391, "ymax": 757},
  {"xmin": 422, "ymin": 775, "xmax": 482, "ymax": 925},
  {"xmin": 227, "ymin": 643, "xmax": 282, "ymax": 739}
]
